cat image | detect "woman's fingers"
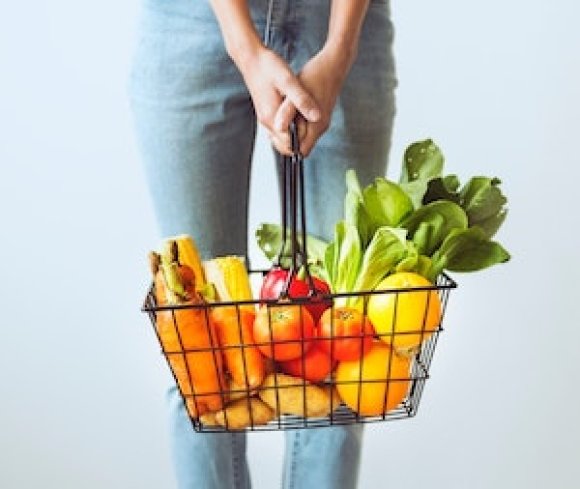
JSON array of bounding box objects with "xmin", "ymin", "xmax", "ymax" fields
[
  {"xmin": 275, "ymin": 73, "xmax": 321, "ymax": 124},
  {"xmin": 269, "ymin": 131, "xmax": 292, "ymax": 156},
  {"xmin": 270, "ymin": 112, "xmax": 309, "ymax": 156},
  {"xmin": 274, "ymin": 98, "xmax": 297, "ymax": 132}
]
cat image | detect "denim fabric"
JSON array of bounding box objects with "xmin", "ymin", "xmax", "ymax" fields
[{"xmin": 130, "ymin": 0, "xmax": 395, "ymax": 487}]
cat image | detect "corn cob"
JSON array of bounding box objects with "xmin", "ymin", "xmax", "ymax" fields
[
  {"xmin": 203, "ymin": 256, "xmax": 254, "ymax": 312},
  {"xmin": 204, "ymin": 256, "xmax": 265, "ymax": 390},
  {"xmin": 162, "ymin": 234, "xmax": 206, "ymax": 290}
]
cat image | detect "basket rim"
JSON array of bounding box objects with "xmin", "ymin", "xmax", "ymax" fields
[{"xmin": 141, "ymin": 271, "xmax": 457, "ymax": 313}]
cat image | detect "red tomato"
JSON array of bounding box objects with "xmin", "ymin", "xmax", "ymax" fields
[
  {"xmin": 279, "ymin": 342, "xmax": 336, "ymax": 383},
  {"xmin": 253, "ymin": 304, "xmax": 315, "ymax": 361},
  {"xmin": 260, "ymin": 267, "xmax": 331, "ymax": 321},
  {"xmin": 318, "ymin": 307, "xmax": 375, "ymax": 361}
]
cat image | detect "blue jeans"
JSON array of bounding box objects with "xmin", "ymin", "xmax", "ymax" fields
[{"xmin": 130, "ymin": 0, "xmax": 396, "ymax": 487}]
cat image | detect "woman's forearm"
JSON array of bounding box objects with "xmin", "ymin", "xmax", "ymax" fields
[
  {"xmin": 208, "ymin": 0, "xmax": 320, "ymax": 140},
  {"xmin": 270, "ymin": 0, "xmax": 372, "ymax": 155},
  {"xmin": 325, "ymin": 0, "xmax": 371, "ymax": 71},
  {"xmin": 208, "ymin": 0, "xmax": 263, "ymax": 69}
]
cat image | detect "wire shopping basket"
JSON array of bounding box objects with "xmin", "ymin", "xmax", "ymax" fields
[{"xmin": 141, "ymin": 125, "xmax": 457, "ymax": 433}]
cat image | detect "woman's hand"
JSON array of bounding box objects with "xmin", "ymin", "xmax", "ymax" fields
[
  {"xmin": 270, "ymin": 0, "xmax": 371, "ymax": 156},
  {"xmin": 209, "ymin": 0, "xmax": 321, "ymax": 143},
  {"xmin": 235, "ymin": 45, "xmax": 321, "ymax": 142},
  {"xmin": 270, "ymin": 44, "xmax": 353, "ymax": 156},
  {"xmin": 209, "ymin": 0, "xmax": 369, "ymax": 157}
]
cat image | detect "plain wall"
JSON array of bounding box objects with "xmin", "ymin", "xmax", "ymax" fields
[{"xmin": 1, "ymin": 1, "xmax": 579, "ymax": 488}]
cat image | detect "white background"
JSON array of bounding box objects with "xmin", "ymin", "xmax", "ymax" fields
[{"xmin": 1, "ymin": 1, "xmax": 579, "ymax": 488}]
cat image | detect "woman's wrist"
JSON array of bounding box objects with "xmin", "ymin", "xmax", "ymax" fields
[
  {"xmin": 224, "ymin": 28, "xmax": 264, "ymax": 72},
  {"xmin": 209, "ymin": 0, "xmax": 265, "ymax": 72},
  {"xmin": 323, "ymin": 0, "xmax": 370, "ymax": 77},
  {"xmin": 321, "ymin": 37, "xmax": 359, "ymax": 77}
]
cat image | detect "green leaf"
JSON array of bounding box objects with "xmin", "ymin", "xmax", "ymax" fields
[
  {"xmin": 415, "ymin": 256, "xmax": 434, "ymax": 277},
  {"xmin": 395, "ymin": 240, "xmax": 432, "ymax": 277},
  {"xmin": 334, "ymin": 221, "xmax": 362, "ymax": 294},
  {"xmin": 400, "ymin": 139, "xmax": 444, "ymax": 184},
  {"xmin": 423, "ymin": 175, "xmax": 461, "ymax": 204},
  {"xmin": 430, "ymin": 227, "xmax": 511, "ymax": 277},
  {"xmin": 399, "ymin": 180, "xmax": 426, "ymax": 210},
  {"xmin": 362, "ymin": 178, "xmax": 414, "ymax": 228},
  {"xmin": 344, "ymin": 190, "xmax": 360, "ymax": 228},
  {"xmin": 412, "ymin": 219, "xmax": 442, "ymax": 255},
  {"xmin": 344, "ymin": 176, "xmax": 373, "ymax": 247},
  {"xmin": 382, "ymin": 226, "xmax": 408, "ymax": 245},
  {"xmin": 325, "ymin": 221, "xmax": 345, "ymax": 287},
  {"xmin": 345, "ymin": 169, "xmax": 372, "ymax": 246},
  {"xmin": 256, "ymin": 223, "xmax": 281, "ymax": 262},
  {"xmin": 255, "ymin": 223, "xmax": 328, "ymax": 266},
  {"xmin": 475, "ymin": 209, "xmax": 508, "ymax": 239},
  {"xmin": 350, "ymin": 227, "xmax": 406, "ymax": 299},
  {"xmin": 324, "ymin": 242, "xmax": 337, "ymax": 287},
  {"xmin": 398, "ymin": 139, "xmax": 445, "ymax": 208},
  {"xmin": 402, "ymin": 201, "xmax": 469, "ymax": 256},
  {"xmin": 346, "ymin": 168, "xmax": 364, "ymax": 198},
  {"xmin": 460, "ymin": 177, "xmax": 508, "ymax": 236},
  {"xmin": 395, "ymin": 240, "xmax": 419, "ymax": 273}
]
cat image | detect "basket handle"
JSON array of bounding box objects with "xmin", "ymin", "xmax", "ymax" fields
[{"xmin": 274, "ymin": 121, "xmax": 318, "ymax": 298}]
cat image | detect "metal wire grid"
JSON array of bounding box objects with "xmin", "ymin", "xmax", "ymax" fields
[{"xmin": 142, "ymin": 272, "xmax": 456, "ymax": 433}]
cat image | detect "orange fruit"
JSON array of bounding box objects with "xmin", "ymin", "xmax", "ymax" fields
[
  {"xmin": 335, "ymin": 342, "xmax": 411, "ymax": 416},
  {"xmin": 279, "ymin": 343, "xmax": 335, "ymax": 383},
  {"xmin": 253, "ymin": 304, "xmax": 315, "ymax": 361},
  {"xmin": 318, "ymin": 307, "xmax": 375, "ymax": 361},
  {"xmin": 367, "ymin": 272, "xmax": 441, "ymax": 351}
]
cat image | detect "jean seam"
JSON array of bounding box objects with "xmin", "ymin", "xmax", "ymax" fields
[
  {"xmin": 287, "ymin": 431, "xmax": 301, "ymax": 489},
  {"xmin": 231, "ymin": 434, "xmax": 241, "ymax": 489}
]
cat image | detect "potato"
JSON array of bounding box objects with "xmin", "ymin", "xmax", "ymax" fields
[
  {"xmin": 215, "ymin": 398, "xmax": 275, "ymax": 429},
  {"xmin": 185, "ymin": 393, "xmax": 229, "ymax": 419},
  {"xmin": 323, "ymin": 386, "xmax": 343, "ymax": 414},
  {"xmin": 258, "ymin": 373, "xmax": 340, "ymax": 418},
  {"xmin": 199, "ymin": 412, "xmax": 220, "ymax": 427},
  {"xmin": 227, "ymin": 378, "xmax": 257, "ymax": 402}
]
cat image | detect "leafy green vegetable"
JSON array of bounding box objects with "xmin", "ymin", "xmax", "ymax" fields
[
  {"xmin": 394, "ymin": 241, "xmax": 433, "ymax": 277},
  {"xmin": 344, "ymin": 169, "xmax": 412, "ymax": 244},
  {"xmin": 345, "ymin": 168, "xmax": 364, "ymax": 197},
  {"xmin": 423, "ymin": 175, "xmax": 461, "ymax": 204},
  {"xmin": 323, "ymin": 242, "xmax": 337, "ymax": 286},
  {"xmin": 402, "ymin": 201, "xmax": 468, "ymax": 256},
  {"xmin": 472, "ymin": 209, "xmax": 508, "ymax": 239},
  {"xmin": 324, "ymin": 221, "xmax": 344, "ymax": 286},
  {"xmin": 255, "ymin": 223, "xmax": 327, "ymax": 267},
  {"xmin": 346, "ymin": 227, "xmax": 406, "ymax": 306},
  {"xmin": 399, "ymin": 139, "xmax": 445, "ymax": 208},
  {"xmin": 381, "ymin": 226, "xmax": 408, "ymax": 245},
  {"xmin": 257, "ymin": 138, "xmax": 511, "ymax": 290},
  {"xmin": 332, "ymin": 221, "xmax": 362, "ymax": 295},
  {"xmin": 362, "ymin": 178, "xmax": 414, "ymax": 229},
  {"xmin": 400, "ymin": 139, "xmax": 445, "ymax": 184},
  {"xmin": 429, "ymin": 227, "xmax": 511, "ymax": 280},
  {"xmin": 345, "ymin": 170, "xmax": 373, "ymax": 247},
  {"xmin": 352, "ymin": 227, "xmax": 406, "ymax": 292},
  {"xmin": 460, "ymin": 177, "xmax": 508, "ymax": 238}
]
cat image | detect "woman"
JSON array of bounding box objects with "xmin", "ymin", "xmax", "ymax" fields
[{"xmin": 130, "ymin": 1, "xmax": 396, "ymax": 487}]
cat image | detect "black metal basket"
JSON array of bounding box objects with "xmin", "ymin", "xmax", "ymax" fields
[
  {"xmin": 141, "ymin": 123, "xmax": 457, "ymax": 432},
  {"xmin": 142, "ymin": 272, "xmax": 455, "ymax": 433}
]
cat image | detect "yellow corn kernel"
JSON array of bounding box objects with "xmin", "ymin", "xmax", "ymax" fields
[{"xmin": 203, "ymin": 256, "xmax": 254, "ymax": 312}]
